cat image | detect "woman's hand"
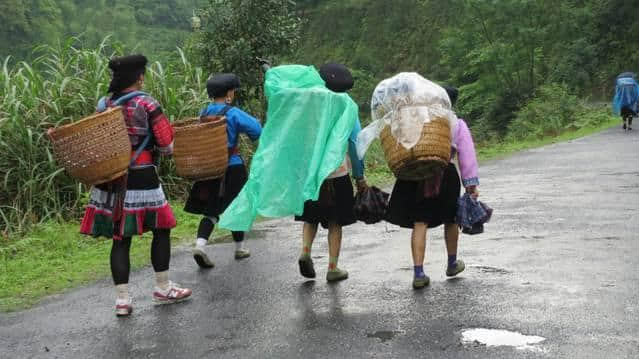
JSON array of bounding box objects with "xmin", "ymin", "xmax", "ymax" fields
[
  {"xmin": 355, "ymin": 178, "xmax": 369, "ymax": 194},
  {"xmin": 466, "ymin": 185, "xmax": 479, "ymax": 199}
]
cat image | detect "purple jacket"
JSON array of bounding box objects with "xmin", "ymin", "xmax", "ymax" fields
[{"xmin": 452, "ymin": 119, "xmax": 479, "ymax": 188}]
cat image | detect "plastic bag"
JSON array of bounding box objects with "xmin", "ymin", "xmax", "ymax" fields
[
  {"xmin": 218, "ymin": 65, "xmax": 359, "ymax": 231},
  {"xmin": 357, "ymin": 72, "xmax": 458, "ymax": 159},
  {"xmin": 457, "ymin": 193, "xmax": 493, "ymax": 235},
  {"xmin": 353, "ymin": 186, "xmax": 390, "ymax": 224}
]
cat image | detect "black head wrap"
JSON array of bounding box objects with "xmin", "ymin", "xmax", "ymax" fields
[
  {"xmin": 207, "ymin": 73, "xmax": 241, "ymax": 98},
  {"xmin": 319, "ymin": 63, "xmax": 354, "ymax": 93},
  {"xmin": 107, "ymin": 55, "xmax": 148, "ymax": 94},
  {"xmin": 444, "ymin": 86, "xmax": 459, "ymax": 107}
]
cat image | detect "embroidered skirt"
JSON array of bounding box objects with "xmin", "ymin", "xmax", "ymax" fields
[
  {"xmin": 80, "ymin": 166, "xmax": 176, "ymax": 239},
  {"xmin": 183, "ymin": 164, "xmax": 248, "ymax": 218},
  {"xmin": 386, "ymin": 162, "xmax": 461, "ymax": 229},
  {"xmin": 294, "ymin": 174, "xmax": 357, "ymax": 229}
]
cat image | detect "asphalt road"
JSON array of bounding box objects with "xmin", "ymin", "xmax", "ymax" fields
[{"xmin": 1, "ymin": 127, "xmax": 638, "ymax": 358}]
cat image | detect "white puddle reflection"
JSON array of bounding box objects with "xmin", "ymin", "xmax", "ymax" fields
[{"xmin": 461, "ymin": 328, "xmax": 546, "ymax": 352}]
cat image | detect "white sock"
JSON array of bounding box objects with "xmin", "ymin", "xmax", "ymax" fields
[
  {"xmin": 196, "ymin": 237, "xmax": 207, "ymax": 248},
  {"xmin": 155, "ymin": 271, "xmax": 169, "ymax": 291},
  {"xmin": 235, "ymin": 241, "xmax": 244, "ymax": 251},
  {"xmin": 116, "ymin": 284, "xmax": 129, "ymax": 301}
]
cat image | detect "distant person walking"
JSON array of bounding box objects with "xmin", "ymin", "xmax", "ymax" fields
[{"xmin": 613, "ymin": 72, "xmax": 639, "ymax": 131}]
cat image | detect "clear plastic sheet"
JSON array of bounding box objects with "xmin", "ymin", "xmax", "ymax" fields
[{"xmin": 357, "ymin": 72, "xmax": 457, "ymax": 159}]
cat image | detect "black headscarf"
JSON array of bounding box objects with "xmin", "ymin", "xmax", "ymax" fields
[
  {"xmin": 207, "ymin": 73, "xmax": 241, "ymax": 98},
  {"xmin": 319, "ymin": 63, "xmax": 354, "ymax": 93},
  {"xmin": 107, "ymin": 55, "xmax": 148, "ymax": 94}
]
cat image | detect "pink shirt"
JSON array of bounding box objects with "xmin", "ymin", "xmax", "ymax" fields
[{"xmin": 453, "ymin": 119, "xmax": 479, "ymax": 187}]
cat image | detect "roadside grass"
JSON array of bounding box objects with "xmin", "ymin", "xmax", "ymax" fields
[
  {"xmin": 0, "ymin": 114, "xmax": 618, "ymax": 312},
  {"xmin": 476, "ymin": 115, "xmax": 619, "ymax": 161},
  {"xmin": 0, "ymin": 205, "xmax": 229, "ymax": 312}
]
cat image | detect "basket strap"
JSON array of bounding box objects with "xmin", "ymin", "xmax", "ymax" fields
[
  {"xmin": 96, "ymin": 91, "xmax": 149, "ymax": 113},
  {"xmin": 96, "ymin": 91, "xmax": 151, "ymax": 167},
  {"xmin": 113, "ymin": 91, "xmax": 149, "ymax": 106},
  {"xmin": 130, "ymin": 133, "xmax": 152, "ymax": 167},
  {"xmin": 199, "ymin": 104, "xmax": 233, "ymax": 121},
  {"xmin": 217, "ymin": 105, "xmax": 236, "ymax": 157},
  {"xmin": 217, "ymin": 105, "xmax": 232, "ymax": 117}
]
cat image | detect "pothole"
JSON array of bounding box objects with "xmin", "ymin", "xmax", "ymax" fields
[
  {"xmin": 461, "ymin": 328, "xmax": 546, "ymax": 352},
  {"xmin": 366, "ymin": 330, "xmax": 404, "ymax": 343}
]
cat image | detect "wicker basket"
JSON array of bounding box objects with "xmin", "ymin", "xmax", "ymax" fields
[
  {"xmin": 173, "ymin": 116, "xmax": 228, "ymax": 180},
  {"xmin": 380, "ymin": 117, "xmax": 452, "ymax": 180},
  {"xmin": 49, "ymin": 106, "xmax": 131, "ymax": 186}
]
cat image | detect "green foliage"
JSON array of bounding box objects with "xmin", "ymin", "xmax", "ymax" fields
[
  {"xmin": 187, "ymin": 0, "xmax": 302, "ymax": 117},
  {"xmin": 0, "ymin": 203, "xmax": 230, "ymax": 312},
  {"xmin": 508, "ymin": 84, "xmax": 613, "ymax": 141},
  {"xmin": 296, "ymin": 0, "xmax": 638, "ymax": 138},
  {"xmin": 508, "ymin": 83, "xmax": 582, "ymax": 139},
  {"xmin": 2, "ymin": 0, "xmax": 637, "ymax": 237},
  {"xmin": 0, "ymin": 38, "xmax": 208, "ymax": 235},
  {"xmin": 476, "ymin": 109, "xmax": 616, "ymax": 161},
  {"xmin": 0, "ymin": 0, "xmax": 208, "ymax": 61}
]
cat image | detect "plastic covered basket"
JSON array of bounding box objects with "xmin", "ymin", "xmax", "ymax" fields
[{"xmin": 362, "ymin": 73, "xmax": 455, "ymax": 180}]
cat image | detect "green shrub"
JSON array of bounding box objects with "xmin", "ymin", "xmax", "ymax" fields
[{"xmin": 508, "ymin": 83, "xmax": 582, "ymax": 140}]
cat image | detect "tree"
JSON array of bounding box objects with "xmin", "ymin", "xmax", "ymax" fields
[{"xmin": 187, "ymin": 0, "xmax": 301, "ymax": 116}]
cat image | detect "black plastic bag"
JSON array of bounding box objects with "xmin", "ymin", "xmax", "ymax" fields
[{"xmin": 354, "ymin": 186, "xmax": 390, "ymax": 224}]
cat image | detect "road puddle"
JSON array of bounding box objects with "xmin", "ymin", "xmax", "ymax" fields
[{"xmin": 461, "ymin": 328, "xmax": 546, "ymax": 352}]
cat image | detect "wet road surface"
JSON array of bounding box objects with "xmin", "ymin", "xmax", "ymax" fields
[{"xmin": 1, "ymin": 128, "xmax": 639, "ymax": 358}]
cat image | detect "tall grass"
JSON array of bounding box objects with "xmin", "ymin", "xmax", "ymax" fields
[{"xmin": 0, "ymin": 38, "xmax": 208, "ymax": 236}]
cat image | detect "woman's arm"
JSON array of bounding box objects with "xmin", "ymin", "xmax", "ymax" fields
[{"xmin": 455, "ymin": 119, "xmax": 479, "ymax": 189}]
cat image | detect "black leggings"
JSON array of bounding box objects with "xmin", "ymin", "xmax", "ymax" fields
[
  {"xmin": 623, "ymin": 115, "xmax": 634, "ymax": 126},
  {"xmin": 110, "ymin": 229, "xmax": 171, "ymax": 285},
  {"xmin": 197, "ymin": 217, "xmax": 244, "ymax": 242}
]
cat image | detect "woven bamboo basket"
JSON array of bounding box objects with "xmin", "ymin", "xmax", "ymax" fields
[
  {"xmin": 173, "ymin": 116, "xmax": 228, "ymax": 180},
  {"xmin": 49, "ymin": 106, "xmax": 131, "ymax": 186},
  {"xmin": 380, "ymin": 117, "xmax": 452, "ymax": 181}
]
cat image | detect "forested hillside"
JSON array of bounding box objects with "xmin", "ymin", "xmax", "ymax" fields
[
  {"xmin": 0, "ymin": 0, "xmax": 206, "ymax": 60},
  {"xmin": 295, "ymin": 0, "xmax": 639, "ymax": 140}
]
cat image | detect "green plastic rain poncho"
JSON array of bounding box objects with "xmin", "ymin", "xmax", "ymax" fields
[{"xmin": 218, "ymin": 65, "xmax": 359, "ymax": 231}]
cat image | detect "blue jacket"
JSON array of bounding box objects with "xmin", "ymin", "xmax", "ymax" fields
[{"xmin": 200, "ymin": 103, "xmax": 262, "ymax": 166}]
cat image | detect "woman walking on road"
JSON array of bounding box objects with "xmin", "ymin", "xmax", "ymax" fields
[
  {"xmin": 386, "ymin": 86, "xmax": 480, "ymax": 289},
  {"xmin": 184, "ymin": 73, "xmax": 262, "ymax": 268},
  {"xmin": 295, "ymin": 63, "xmax": 368, "ymax": 282},
  {"xmin": 78, "ymin": 55, "xmax": 192, "ymax": 316},
  {"xmin": 613, "ymin": 72, "xmax": 639, "ymax": 131}
]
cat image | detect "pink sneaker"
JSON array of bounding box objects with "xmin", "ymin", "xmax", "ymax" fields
[
  {"xmin": 115, "ymin": 298, "xmax": 133, "ymax": 317},
  {"xmin": 153, "ymin": 282, "xmax": 192, "ymax": 305}
]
